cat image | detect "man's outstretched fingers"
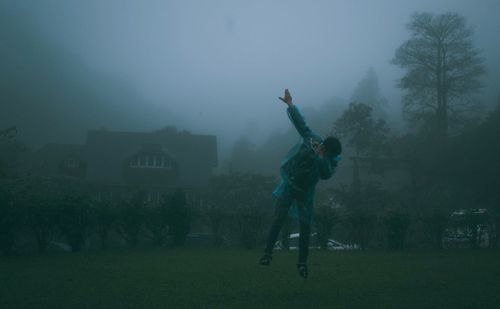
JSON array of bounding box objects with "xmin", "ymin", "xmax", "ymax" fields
[{"xmin": 279, "ymin": 88, "xmax": 292, "ymax": 105}]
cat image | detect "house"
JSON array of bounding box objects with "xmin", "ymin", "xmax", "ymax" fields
[
  {"xmin": 30, "ymin": 128, "xmax": 217, "ymax": 206},
  {"xmin": 31, "ymin": 143, "xmax": 87, "ymax": 179}
]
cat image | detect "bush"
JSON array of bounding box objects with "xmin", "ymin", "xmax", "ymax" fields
[
  {"xmin": 237, "ymin": 208, "xmax": 268, "ymax": 249},
  {"xmin": 345, "ymin": 210, "xmax": 376, "ymax": 250},
  {"xmin": 419, "ymin": 210, "xmax": 448, "ymax": 249},
  {"xmin": 315, "ymin": 204, "xmax": 338, "ymax": 250},
  {"xmin": 57, "ymin": 195, "xmax": 92, "ymax": 252},
  {"xmin": 0, "ymin": 184, "xmax": 19, "ymax": 255},
  {"xmin": 93, "ymin": 201, "xmax": 118, "ymax": 250},
  {"xmin": 384, "ymin": 209, "xmax": 411, "ymax": 250},
  {"xmin": 143, "ymin": 200, "xmax": 169, "ymax": 246},
  {"xmin": 117, "ymin": 191, "xmax": 146, "ymax": 247},
  {"xmin": 167, "ymin": 189, "xmax": 191, "ymax": 246},
  {"xmin": 206, "ymin": 206, "xmax": 230, "ymax": 247}
]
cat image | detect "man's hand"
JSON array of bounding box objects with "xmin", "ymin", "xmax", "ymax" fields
[{"xmin": 279, "ymin": 89, "xmax": 293, "ymax": 106}]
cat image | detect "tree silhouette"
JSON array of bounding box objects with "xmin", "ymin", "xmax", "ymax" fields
[
  {"xmin": 351, "ymin": 68, "xmax": 388, "ymax": 119},
  {"xmin": 392, "ymin": 12, "xmax": 485, "ymax": 141},
  {"xmin": 334, "ymin": 102, "xmax": 390, "ymax": 158}
]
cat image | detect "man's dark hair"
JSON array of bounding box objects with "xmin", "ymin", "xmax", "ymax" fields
[{"xmin": 323, "ymin": 136, "xmax": 342, "ymax": 157}]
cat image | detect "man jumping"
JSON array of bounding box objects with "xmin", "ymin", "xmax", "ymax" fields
[{"xmin": 259, "ymin": 89, "xmax": 342, "ymax": 279}]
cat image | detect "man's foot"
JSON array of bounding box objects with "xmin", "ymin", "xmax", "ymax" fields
[
  {"xmin": 259, "ymin": 254, "xmax": 272, "ymax": 266},
  {"xmin": 297, "ymin": 263, "xmax": 308, "ymax": 278}
]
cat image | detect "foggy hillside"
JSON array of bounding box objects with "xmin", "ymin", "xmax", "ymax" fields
[{"xmin": 0, "ymin": 6, "xmax": 178, "ymax": 147}]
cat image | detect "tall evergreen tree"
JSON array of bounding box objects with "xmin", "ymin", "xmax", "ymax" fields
[{"xmin": 351, "ymin": 68, "xmax": 387, "ymax": 119}]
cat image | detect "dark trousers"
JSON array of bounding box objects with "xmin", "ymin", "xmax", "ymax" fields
[{"xmin": 264, "ymin": 195, "xmax": 312, "ymax": 264}]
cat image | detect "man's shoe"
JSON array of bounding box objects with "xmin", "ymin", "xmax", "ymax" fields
[
  {"xmin": 259, "ymin": 254, "xmax": 272, "ymax": 266},
  {"xmin": 297, "ymin": 263, "xmax": 308, "ymax": 278}
]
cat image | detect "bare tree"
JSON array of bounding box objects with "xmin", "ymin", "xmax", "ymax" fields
[{"xmin": 392, "ymin": 12, "xmax": 485, "ymax": 140}]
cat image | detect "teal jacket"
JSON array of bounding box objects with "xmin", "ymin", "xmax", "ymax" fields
[{"xmin": 273, "ymin": 104, "xmax": 339, "ymax": 215}]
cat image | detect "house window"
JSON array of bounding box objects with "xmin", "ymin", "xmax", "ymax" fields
[
  {"xmin": 64, "ymin": 158, "xmax": 80, "ymax": 168},
  {"xmin": 162, "ymin": 156, "xmax": 171, "ymax": 168},
  {"xmin": 129, "ymin": 154, "xmax": 173, "ymax": 169},
  {"xmin": 130, "ymin": 157, "xmax": 138, "ymax": 167}
]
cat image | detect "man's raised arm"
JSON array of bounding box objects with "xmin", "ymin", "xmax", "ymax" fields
[{"xmin": 278, "ymin": 89, "xmax": 312, "ymax": 138}]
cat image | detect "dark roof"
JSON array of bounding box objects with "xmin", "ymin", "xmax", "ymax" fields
[{"xmin": 85, "ymin": 130, "xmax": 217, "ymax": 187}]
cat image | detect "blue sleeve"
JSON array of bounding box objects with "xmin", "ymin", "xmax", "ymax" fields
[{"xmin": 287, "ymin": 105, "xmax": 313, "ymax": 138}]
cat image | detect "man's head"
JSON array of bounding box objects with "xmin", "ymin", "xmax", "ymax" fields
[{"xmin": 323, "ymin": 136, "xmax": 342, "ymax": 158}]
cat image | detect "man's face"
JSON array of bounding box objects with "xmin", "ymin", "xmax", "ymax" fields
[{"xmin": 311, "ymin": 140, "xmax": 323, "ymax": 155}]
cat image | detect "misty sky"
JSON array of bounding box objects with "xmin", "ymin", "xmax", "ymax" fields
[{"xmin": 1, "ymin": 0, "xmax": 499, "ymax": 158}]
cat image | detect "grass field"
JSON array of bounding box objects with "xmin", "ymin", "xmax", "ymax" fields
[{"xmin": 1, "ymin": 248, "xmax": 499, "ymax": 308}]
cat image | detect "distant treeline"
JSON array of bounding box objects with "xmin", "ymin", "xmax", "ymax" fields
[{"xmin": 1, "ymin": 166, "xmax": 498, "ymax": 257}]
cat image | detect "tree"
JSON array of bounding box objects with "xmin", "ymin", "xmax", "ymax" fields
[
  {"xmin": 351, "ymin": 68, "xmax": 388, "ymax": 119},
  {"xmin": 334, "ymin": 102, "xmax": 390, "ymax": 158},
  {"xmin": 205, "ymin": 175, "xmax": 237, "ymax": 247},
  {"xmin": 334, "ymin": 102, "xmax": 391, "ymax": 195},
  {"xmin": 444, "ymin": 102, "xmax": 500, "ymax": 210},
  {"xmin": 230, "ymin": 136, "xmax": 256, "ymax": 173},
  {"xmin": 392, "ymin": 12, "xmax": 485, "ymax": 141}
]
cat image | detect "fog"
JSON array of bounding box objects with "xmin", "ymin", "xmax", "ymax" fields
[{"xmin": 1, "ymin": 0, "xmax": 499, "ymax": 158}]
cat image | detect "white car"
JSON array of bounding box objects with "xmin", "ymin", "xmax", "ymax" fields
[{"xmin": 274, "ymin": 233, "xmax": 359, "ymax": 251}]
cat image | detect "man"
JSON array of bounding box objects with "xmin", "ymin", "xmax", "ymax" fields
[{"xmin": 259, "ymin": 89, "xmax": 342, "ymax": 278}]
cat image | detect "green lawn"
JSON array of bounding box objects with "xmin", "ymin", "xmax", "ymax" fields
[{"xmin": 1, "ymin": 248, "xmax": 499, "ymax": 308}]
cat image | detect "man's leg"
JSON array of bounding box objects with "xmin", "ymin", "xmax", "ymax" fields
[
  {"xmin": 263, "ymin": 196, "xmax": 294, "ymax": 256},
  {"xmin": 295, "ymin": 201, "xmax": 312, "ymax": 278},
  {"xmin": 297, "ymin": 202, "xmax": 312, "ymax": 265}
]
